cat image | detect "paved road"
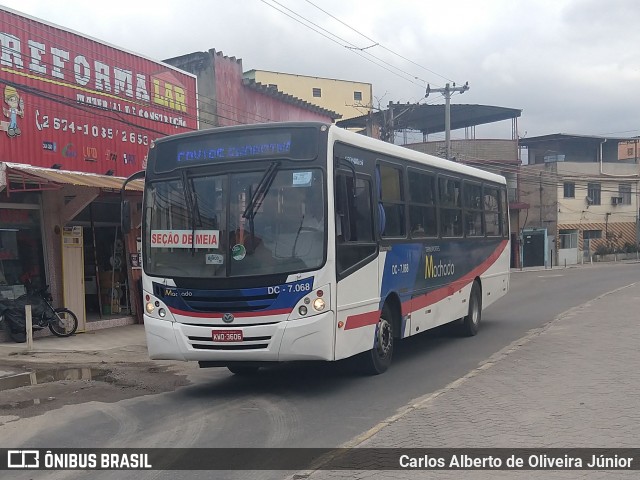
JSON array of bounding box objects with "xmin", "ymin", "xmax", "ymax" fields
[
  {"xmin": 301, "ymin": 269, "xmax": 640, "ymax": 480},
  {"xmin": 1, "ymin": 263, "xmax": 639, "ymax": 480}
]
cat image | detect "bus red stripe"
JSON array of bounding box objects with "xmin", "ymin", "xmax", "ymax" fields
[{"xmin": 344, "ymin": 309, "xmax": 380, "ymax": 330}]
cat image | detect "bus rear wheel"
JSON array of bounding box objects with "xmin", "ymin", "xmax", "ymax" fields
[
  {"xmin": 461, "ymin": 281, "xmax": 482, "ymax": 337},
  {"xmin": 359, "ymin": 304, "xmax": 394, "ymax": 375}
]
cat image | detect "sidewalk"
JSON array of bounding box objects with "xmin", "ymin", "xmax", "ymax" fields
[
  {"xmin": 0, "ymin": 324, "xmax": 150, "ymax": 372},
  {"xmin": 300, "ymin": 281, "xmax": 640, "ymax": 479}
]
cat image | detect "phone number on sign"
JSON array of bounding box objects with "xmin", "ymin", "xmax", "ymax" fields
[{"xmin": 34, "ymin": 110, "xmax": 149, "ymax": 145}]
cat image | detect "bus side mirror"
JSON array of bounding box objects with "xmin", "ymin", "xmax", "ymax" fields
[
  {"xmin": 120, "ymin": 170, "xmax": 145, "ymax": 235},
  {"xmin": 121, "ymin": 200, "xmax": 132, "ymax": 234}
]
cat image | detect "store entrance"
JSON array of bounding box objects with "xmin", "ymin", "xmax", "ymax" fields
[
  {"xmin": 73, "ymin": 199, "xmax": 131, "ymax": 321},
  {"xmin": 84, "ymin": 226, "xmax": 130, "ymax": 319}
]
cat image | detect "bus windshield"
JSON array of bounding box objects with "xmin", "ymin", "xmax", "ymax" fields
[{"xmin": 144, "ymin": 167, "xmax": 325, "ymax": 278}]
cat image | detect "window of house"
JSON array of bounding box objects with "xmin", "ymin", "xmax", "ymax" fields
[
  {"xmin": 407, "ymin": 169, "xmax": 437, "ymax": 237},
  {"xmin": 379, "ymin": 163, "xmax": 406, "ymax": 237},
  {"xmin": 587, "ymin": 183, "xmax": 601, "ymax": 205},
  {"xmin": 354, "ymin": 91, "xmax": 362, "ymax": 101},
  {"xmin": 563, "ymin": 182, "xmax": 575, "ymax": 198},
  {"xmin": 619, "ymin": 183, "xmax": 632, "ymax": 204},
  {"xmin": 312, "ymin": 88, "xmax": 322, "ymax": 98},
  {"xmin": 583, "ymin": 230, "xmax": 602, "ymax": 240}
]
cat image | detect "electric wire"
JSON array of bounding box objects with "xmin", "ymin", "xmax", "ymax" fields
[
  {"xmin": 303, "ymin": 0, "xmax": 457, "ymax": 86},
  {"xmin": 258, "ymin": 0, "xmax": 426, "ymax": 89}
]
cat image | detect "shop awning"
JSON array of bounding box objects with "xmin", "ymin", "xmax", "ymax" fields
[{"xmin": 0, "ymin": 163, "xmax": 144, "ymax": 194}]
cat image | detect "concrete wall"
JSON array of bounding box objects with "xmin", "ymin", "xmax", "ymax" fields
[
  {"xmin": 166, "ymin": 51, "xmax": 335, "ymax": 127},
  {"xmin": 245, "ymin": 70, "xmax": 372, "ymax": 120},
  {"xmin": 405, "ymin": 139, "xmax": 518, "ymax": 164},
  {"xmin": 519, "ymin": 163, "xmax": 559, "ymax": 236},
  {"xmin": 557, "ymin": 221, "xmax": 637, "ymax": 253},
  {"xmin": 215, "ymin": 54, "xmax": 333, "ymax": 126}
]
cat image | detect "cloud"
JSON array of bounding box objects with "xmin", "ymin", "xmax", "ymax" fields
[{"xmin": 4, "ymin": 0, "xmax": 640, "ymax": 138}]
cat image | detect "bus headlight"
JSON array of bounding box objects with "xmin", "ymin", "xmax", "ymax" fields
[
  {"xmin": 312, "ymin": 298, "xmax": 326, "ymax": 312},
  {"xmin": 288, "ymin": 284, "xmax": 331, "ymax": 321},
  {"xmin": 158, "ymin": 308, "xmax": 167, "ymax": 318},
  {"xmin": 146, "ymin": 302, "xmax": 155, "ymax": 314}
]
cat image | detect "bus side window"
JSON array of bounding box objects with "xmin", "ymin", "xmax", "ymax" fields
[
  {"xmin": 335, "ymin": 174, "xmax": 352, "ymax": 242},
  {"xmin": 335, "ymin": 173, "xmax": 376, "ymax": 274}
]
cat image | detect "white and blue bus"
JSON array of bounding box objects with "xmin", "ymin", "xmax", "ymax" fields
[{"xmin": 122, "ymin": 122, "xmax": 510, "ymax": 375}]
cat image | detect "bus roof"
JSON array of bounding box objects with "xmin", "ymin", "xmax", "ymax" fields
[
  {"xmin": 151, "ymin": 121, "xmax": 507, "ymax": 185},
  {"xmin": 328, "ymin": 124, "xmax": 507, "ymax": 185}
]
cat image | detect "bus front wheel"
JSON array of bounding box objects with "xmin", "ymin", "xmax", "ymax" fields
[
  {"xmin": 461, "ymin": 281, "xmax": 482, "ymax": 337},
  {"xmin": 359, "ymin": 304, "xmax": 394, "ymax": 375}
]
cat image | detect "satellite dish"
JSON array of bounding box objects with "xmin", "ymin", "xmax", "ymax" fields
[{"xmin": 585, "ymin": 196, "xmax": 593, "ymax": 205}]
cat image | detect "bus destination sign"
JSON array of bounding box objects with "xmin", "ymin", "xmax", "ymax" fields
[{"xmin": 153, "ymin": 127, "xmax": 319, "ymax": 173}]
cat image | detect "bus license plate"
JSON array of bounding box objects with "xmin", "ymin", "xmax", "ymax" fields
[{"xmin": 212, "ymin": 330, "xmax": 243, "ymax": 342}]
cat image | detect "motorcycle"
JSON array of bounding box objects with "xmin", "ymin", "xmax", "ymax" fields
[{"xmin": 0, "ymin": 284, "xmax": 78, "ymax": 343}]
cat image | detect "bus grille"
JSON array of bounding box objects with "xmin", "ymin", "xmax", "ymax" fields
[
  {"xmin": 188, "ymin": 335, "xmax": 271, "ymax": 350},
  {"xmin": 181, "ymin": 292, "xmax": 278, "ymax": 313}
]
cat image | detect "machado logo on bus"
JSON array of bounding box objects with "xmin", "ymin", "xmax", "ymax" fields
[{"xmin": 424, "ymin": 255, "xmax": 456, "ymax": 279}]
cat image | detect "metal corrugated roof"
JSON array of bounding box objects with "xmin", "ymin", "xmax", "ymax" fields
[
  {"xmin": 518, "ymin": 133, "xmax": 636, "ymax": 146},
  {"xmin": 337, "ymin": 104, "xmax": 521, "ymax": 133},
  {"xmin": 0, "ymin": 163, "xmax": 144, "ymax": 192}
]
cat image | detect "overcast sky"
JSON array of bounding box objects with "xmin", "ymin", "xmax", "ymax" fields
[{"xmin": 4, "ymin": 0, "xmax": 640, "ymax": 140}]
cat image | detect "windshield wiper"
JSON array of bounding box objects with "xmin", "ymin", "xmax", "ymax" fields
[
  {"xmin": 181, "ymin": 171, "xmax": 199, "ymax": 256},
  {"xmin": 242, "ymin": 161, "xmax": 280, "ymax": 220}
]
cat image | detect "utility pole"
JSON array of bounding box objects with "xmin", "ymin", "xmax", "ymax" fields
[
  {"xmin": 425, "ymin": 82, "xmax": 469, "ymax": 160},
  {"xmin": 539, "ymin": 172, "xmax": 543, "ymax": 225},
  {"xmin": 380, "ymin": 101, "xmax": 416, "ymax": 144}
]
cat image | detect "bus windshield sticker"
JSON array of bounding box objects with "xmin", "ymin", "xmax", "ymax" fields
[
  {"xmin": 344, "ymin": 155, "xmax": 364, "ymax": 166},
  {"xmin": 206, "ymin": 253, "xmax": 224, "ymax": 265},
  {"xmin": 150, "ymin": 229, "xmax": 219, "ymax": 249},
  {"xmin": 231, "ymin": 244, "xmax": 246, "ymax": 261},
  {"xmin": 292, "ymin": 171, "xmax": 312, "ymax": 186}
]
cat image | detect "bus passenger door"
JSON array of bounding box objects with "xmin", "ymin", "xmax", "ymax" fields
[{"xmin": 334, "ymin": 172, "xmax": 379, "ymax": 360}]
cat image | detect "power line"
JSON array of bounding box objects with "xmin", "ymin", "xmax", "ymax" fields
[
  {"xmin": 258, "ymin": 0, "xmax": 425, "ymax": 89},
  {"xmin": 303, "ymin": 0, "xmax": 457, "ymax": 86}
]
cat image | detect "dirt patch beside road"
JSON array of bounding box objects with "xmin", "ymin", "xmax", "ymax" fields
[{"xmin": 0, "ymin": 351, "xmax": 193, "ymax": 421}]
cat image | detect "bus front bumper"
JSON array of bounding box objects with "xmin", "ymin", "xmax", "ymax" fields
[{"xmin": 143, "ymin": 312, "xmax": 335, "ymax": 363}]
